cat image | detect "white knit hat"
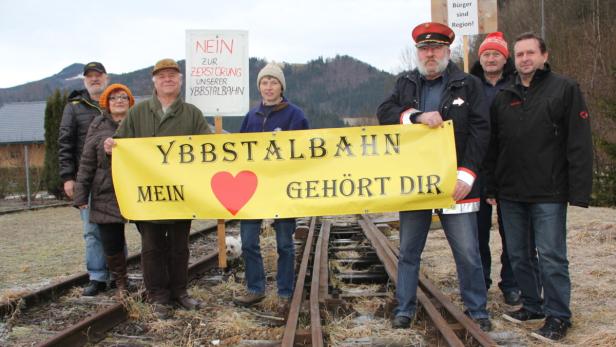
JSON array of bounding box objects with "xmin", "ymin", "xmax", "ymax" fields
[{"xmin": 257, "ymin": 63, "xmax": 286, "ymax": 91}]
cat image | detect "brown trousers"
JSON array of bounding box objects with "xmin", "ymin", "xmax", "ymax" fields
[{"xmin": 137, "ymin": 221, "xmax": 191, "ymax": 304}]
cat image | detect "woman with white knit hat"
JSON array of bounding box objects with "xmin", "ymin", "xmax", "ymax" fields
[{"xmin": 234, "ymin": 62, "xmax": 308, "ymax": 308}]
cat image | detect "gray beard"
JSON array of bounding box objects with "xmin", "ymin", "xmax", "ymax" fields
[{"xmin": 417, "ymin": 57, "xmax": 449, "ymax": 77}]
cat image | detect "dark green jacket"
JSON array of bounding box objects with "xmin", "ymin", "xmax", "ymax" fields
[{"xmin": 115, "ymin": 93, "xmax": 211, "ymax": 138}]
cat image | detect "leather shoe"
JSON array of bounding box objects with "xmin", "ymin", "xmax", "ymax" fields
[
  {"xmin": 503, "ymin": 291, "xmax": 521, "ymax": 305},
  {"xmin": 391, "ymin": 315, "xmax": 411, "ymax": 329},
  {"xmin": 175, "ymin": 295, "xmax": 202, "ymax": 310},
  {"xmin": 82, "ymin": 280, "xmax": 107, "ymax": 296},
  {"xmin": 233, "ymin": 292, "xmax": 265, "ymax": 307}
]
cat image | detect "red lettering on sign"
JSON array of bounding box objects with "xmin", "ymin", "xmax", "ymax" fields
[{"xmin": 195, "ymin": 38, "xmax": 235, "ymax": 54}]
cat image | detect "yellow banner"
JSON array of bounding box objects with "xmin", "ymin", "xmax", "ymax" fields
[{"xmin": 112, "ymin": 121, "xmax": 457, "ymax": 220}]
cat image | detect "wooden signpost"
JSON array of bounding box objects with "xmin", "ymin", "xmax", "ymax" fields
[
  {"xmin": 431, "ymin": 0, "xmax": 498, "ymax": 72},
  {"xmin": 186, "ymin": 30, "xmax": 250, "ymax": 268}
]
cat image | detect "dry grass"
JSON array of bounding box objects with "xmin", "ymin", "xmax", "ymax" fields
[
  {"xmin": 325, "ymin": 311, "xmax": 425, "ymax": 346},
  {"xmin": 396, "ymin": 206, "xmax": 616, "ymax": 346},
  {"xmin": 0, "ymin": 206, "xmax": 215, "ymax": 301}
]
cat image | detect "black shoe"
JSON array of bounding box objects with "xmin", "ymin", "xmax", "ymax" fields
[
  {"xmin": 530, "ymin": 316, "xmax": 571, "ymax": 342},
  {"xmin": 502, "ymin": 307, "xmax": 545, "ymax": 323},
  {"xmin": 83, "ymin": 280, "xmax": 107, "ymax": 296},
  {"xmin": 464, "ymin": 311, "xmax": 493, "ymax": 332},
  {"xmin": 503, "ymin": 291, "xmax": 521, "ymax": 306},
  {"xmin": 473, "ymin": 317, "xmax": 493, "ymax": 332},
  {"xmin": 391, "ymin": 315, "xmax": 411, "ymax": 329}
]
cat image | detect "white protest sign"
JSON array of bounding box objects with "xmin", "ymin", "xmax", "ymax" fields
[
  {"xmin": 186, "ymin": 30, "xmax": 249, "ymax": 117},
  {"xmin": 447, "ymin": 0, "xmax": 479, "ymax": 35}
]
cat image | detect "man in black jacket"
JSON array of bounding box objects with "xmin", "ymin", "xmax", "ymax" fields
[
  {"xmin": 471, "ymin": 32, "xmax": 531, "ymax": 306},
  {"xmin": 486, "ymin": 33, "xmax": 593, "ymax": 342},
  {"xmin": 377, "ymin": 22, "xmax": 491, "ymax": 332},
  {"xmin": 58, "ymin": 62, "xmax": 111, "ymax": 296}
]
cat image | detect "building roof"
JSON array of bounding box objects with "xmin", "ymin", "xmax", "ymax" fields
[
  {"xmin": 0, "ymin": 101, "xmax": 46, "ymax": 144},
  {"xmin": 0, "ymin": 97, "xmax": 214, "ymax": 145}
]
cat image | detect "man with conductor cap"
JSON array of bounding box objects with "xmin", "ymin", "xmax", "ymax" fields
[{"xmin": 377, "ymin": 22, "xmax": 491, "ymax": 331}]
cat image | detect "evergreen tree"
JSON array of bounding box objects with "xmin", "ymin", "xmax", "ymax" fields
[{"xmin": 42, "ymin": 89, "xmax": 67, "ymax": 198}]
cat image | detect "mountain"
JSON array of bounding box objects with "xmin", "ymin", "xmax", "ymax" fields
[{"xmin": 0, "ymin": 56, "xmax": 397, "ymax": 131}]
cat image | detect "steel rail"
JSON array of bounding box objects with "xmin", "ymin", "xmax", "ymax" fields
[
  {"xmin": 1, "ymin": 221, "xmax": 228, "ymax": 317},
  {"xmin": 361, "ymin": 214, "xmax": 497, "ymax": 347},
  {"xmin": 318, "ymin": 221, "xmax": 330, "ymax": 304},
  {"xmin": 0, "ymin": 202, "xmax": 71, "ymax": 216},
  {"xmin": 310, "ymin": 221, "xmax": 329, "ymax": 347},
  {"xmin": 359, "ymin": 215, "xmax": 465, "ymax": 347},
  {"xmin": 281, "ymin": 217, "xmax": 317, "ymax": 347},
  {"xmin": 37, "ymin": 251, "xmax": 219, "ymax": 347}
]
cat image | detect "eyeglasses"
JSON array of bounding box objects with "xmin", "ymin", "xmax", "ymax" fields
[{"xmin": 109, "ymin": 95, "xmax": 129, "ymax": 102}]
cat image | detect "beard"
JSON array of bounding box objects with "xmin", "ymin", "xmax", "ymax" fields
[
  {"xmin": 417, "ymin": 55, "xmax": 449, "ymax": 77},
  {"xmin": 86, "ymin": 83, "xmax": 107, "ymax": 96}
]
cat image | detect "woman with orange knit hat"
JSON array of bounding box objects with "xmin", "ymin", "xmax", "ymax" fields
[{"xmin": 74, "ymin": 83, "xmax": 135, "ymax": 297}]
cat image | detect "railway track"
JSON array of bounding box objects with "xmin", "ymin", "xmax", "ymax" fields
[
  {"xmin": 2, "ymin": 215, "xmax": 500, "ymax": 346},
  {"xmin": 0, "ymin": 221, "xmax": 233, "ymax": 346},
  {"xmin": 0, "ymin": 202, "xmax": 71, "ymax": 216},
  {"xmin": 282, "ymin": 215, "xmax": 496, "ymax": 346}
]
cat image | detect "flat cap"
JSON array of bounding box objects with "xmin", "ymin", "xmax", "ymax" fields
[{"xmin": 152, "ymin": 58, "xmax": 180, "ymax": 75}]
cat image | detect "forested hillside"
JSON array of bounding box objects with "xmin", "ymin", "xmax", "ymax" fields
[{"xmin": 0, "ymin": 56, "xmax": 396, "ymax": 131}]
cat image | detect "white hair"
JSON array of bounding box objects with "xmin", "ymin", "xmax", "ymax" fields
[
  {"xmin": 152, "ymin": 73, "xmax": 183, "ymax": 82},
  {"xmin": 416, "ymin": 47, "xmax": 450, "ymax": 77}
]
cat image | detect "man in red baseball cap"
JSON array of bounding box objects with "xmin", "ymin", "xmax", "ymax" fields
[{"xmin": 377, "ymin": 22, "xmax": 492, "ymax": 332}]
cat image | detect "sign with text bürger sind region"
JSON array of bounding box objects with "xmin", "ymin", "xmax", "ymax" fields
[
  {"xmin": 431, "ymin": 0, "xmax": 497, "ymax": 35},
  {"xmin": 185, "ymin": 30, "xmax": 249, "ymax": 116},
  {"xmin": 111, "ymin": 123, "xmax": 458, "ymax": 220}
]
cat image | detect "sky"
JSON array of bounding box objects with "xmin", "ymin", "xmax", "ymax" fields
[{"xmin": 0, "ymin": 0, "xmax": 432, "ymax": 88}]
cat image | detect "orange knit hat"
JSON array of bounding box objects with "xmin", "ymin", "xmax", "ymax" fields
[
  {"xmin": 479, "ymin": 32, "xmax": 509, "ymax": 57},
  {"xmin": 99, "ymin": 83, "xmax": 135, "ymax": 110}
]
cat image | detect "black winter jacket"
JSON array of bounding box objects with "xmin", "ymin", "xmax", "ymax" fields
[
  {"xmin": 469, "ymin": 58, "xmax": 516, "ymax": 102},
  {"xmin": 485, "ymin": 65, "xmax": 593, "ymax": 207},
  {"xmin": 376, "ymin": 61, "xmax": 490, "ymax": 203},
  {"xmin": 58, "ymin": 90, "xmax": 103, "ymax": 182},
  {"xmin": 74, "ymin": 114, "xmax": 124, "ymax": 224}
]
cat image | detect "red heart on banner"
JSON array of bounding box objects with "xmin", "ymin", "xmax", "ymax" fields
[{"xmin": 211, "ymin": 171, "xmax": 258, "ymax": 215}]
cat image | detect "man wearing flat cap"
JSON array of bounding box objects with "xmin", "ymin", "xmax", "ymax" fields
[
  {"xmin": 377, "ymin": 22, "xmax": 491, "ymax": 331},
  {"xmin": 59, "ymin": 61, "xmax": 119, "ymax": 296},
  {"xmin": 104, "ymin": 58, "xmax": 212, "ymax": 318}
]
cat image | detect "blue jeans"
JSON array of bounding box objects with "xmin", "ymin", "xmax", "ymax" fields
[
  {"xmin": 477, "ymin": 198, "xmax": 520, "ymax": 293},
  {"xmin": 499, "ymin": 200, "xmax": 571, "ymax": 321},
  {"xmin": 240, "ymin": 219, "xmax": 296, "ymax": 297},
  {"xmin": 80, "ymin": 206, "xmax": 108, "ymax": 282},
  {"xmin": 395, "ymin": 210, "xmax": 488, "ymax": 319}
]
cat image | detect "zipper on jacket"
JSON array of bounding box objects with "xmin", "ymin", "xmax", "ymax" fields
[
  {"xmin": 82, "ymin": 99, "xmax": 103, "ymax": 115},
  {"xmin": 258, "ymin": 112, "xmax": 268, "ymax": 132}
]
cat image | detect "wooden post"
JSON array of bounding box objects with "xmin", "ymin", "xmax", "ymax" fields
[
  {"xmin": 463, "ymin": 35, "xmax": 470, "ymax": 73},
  {"xmin": 215, "ymin": 116, "xmax": 228, "ymax": 268}
]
